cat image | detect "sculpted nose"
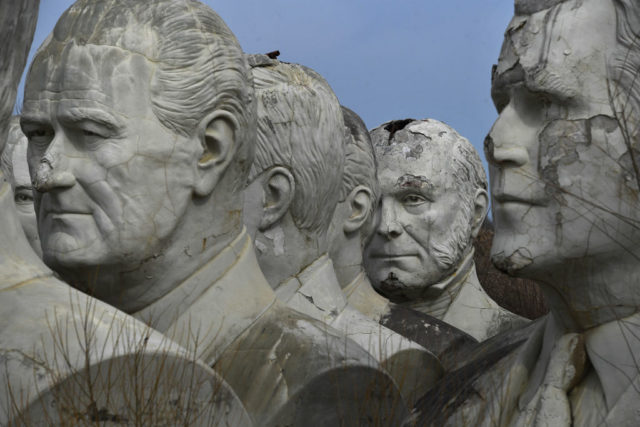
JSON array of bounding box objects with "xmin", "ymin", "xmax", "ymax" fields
[
  {"xmin": 485, "ymin": 106, "xmax": 531, "ymax": 168},
  {"xmin": 32, "ymin": 141, "xmax": 77, "ymax": 193},
  {"xmin": 376, "ymin": 199, "xmax": 403, "ymax": 239}
]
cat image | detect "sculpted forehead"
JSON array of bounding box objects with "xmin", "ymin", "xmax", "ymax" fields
[
  {"xmin": 495, "ymin": 0, "xmax": 616, "ymax": 115},
  {"xmin": 24, "ymin": 43, "xmax": 153, "ymax": 118},
  {"xmin": 373, "ymin": 120, "xmax": 464, "ymax": 192}
]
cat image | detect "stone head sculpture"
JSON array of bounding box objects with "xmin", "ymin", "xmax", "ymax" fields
[
  {"xmin": 327, "ymin": 106, "xmax": 379, "ymax": 286},
  {"xmin": 365, "ymin": 119, "xmax": 489, "ymax": 302},
  {"xmin": 1, "ymin": 116, "xmax": 41, "ymax": 256},
  {"xmin": 486, "ymin": 0, "xmax": 640, "ymax": 325},
  {"xmin": 21, "ymin": 0, "xmax": 255, "ymax": 313},
  {"xmin": 244, "ymin": 59, "xmax": 345, "ymax": 287}
]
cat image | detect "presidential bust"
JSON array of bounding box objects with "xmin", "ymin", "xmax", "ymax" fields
[
  {"xmin": 365, "ymin": 118, "xmax": 526, "ymax": 341},
  {"xmin": 21, "ymin": 2, "xmax": 406, "ymax": 424},
  {"xmin": 1, "ymin": 2, "xmax": 249, "ymax": 424},
  {"xmin": 410, "ymin": 0, "xmax": 640, "ymax": 425}
]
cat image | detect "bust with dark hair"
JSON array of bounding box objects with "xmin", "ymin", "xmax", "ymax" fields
[{"xmin": 410, "ymin": 0, "xmax": 640, "ymax": 425}]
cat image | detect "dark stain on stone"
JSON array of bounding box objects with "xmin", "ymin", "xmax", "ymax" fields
[
  {"xmin": 396, "ymin": 174, "xmax": 432, "ymax": 190},
  {"xmin": 384, "ymin": 118, "xmax": 415, "ymax": 143}
]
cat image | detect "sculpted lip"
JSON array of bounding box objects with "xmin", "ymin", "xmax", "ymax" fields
[
  {"xmin": 369, "ymin": 253, "xmax": 419, "ymax": 259},
  {"xmin": 493, "ymin": 193, "xmax": 547, "ymax": 207}
]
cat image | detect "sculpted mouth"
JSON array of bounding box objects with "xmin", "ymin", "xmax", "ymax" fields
[
  {"xmin": 370, "ymin": 253, "xmax": 419, "ymax": 259},
  {"xmin": 493, "ymin": 193, "xmax": 547, "ymax": 206}
]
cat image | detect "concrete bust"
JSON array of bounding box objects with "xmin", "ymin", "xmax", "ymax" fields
[
  {"xmin": 22, "ymin": 0, "xmax": 254, "ymax": 314},
  {"xmin": 0, "ymin": 116, "xmax": 40, "ymax": 256},
  {"xmin": 22, "ymin": 2, "xmax": 407, "ymax": 424},
  {"xmin": 411, "ymin": 0, "xmax": 640, "ymax": 425},
  {"xmin": 366, "ymin": 118, "xmax": 526, "ymax": 341}
]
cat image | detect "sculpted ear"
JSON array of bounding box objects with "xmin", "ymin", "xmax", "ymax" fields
[
  {"xmin": 471, "ymin": 187, "xmax": 489, "ymax": 238},
  {"xmin": 343, "ymin": 185, "xmax": 373, "ymax": 234},
  {"xmin": 193, "ymin": 111, "xmax": 238, "ymax": 197},
  {"xmin": 259, "ymin": 166, "xmax": 295, "ymax": 231}
]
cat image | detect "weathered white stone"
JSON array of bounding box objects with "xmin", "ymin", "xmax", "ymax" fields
[
  {"xmin": 409, "ymin": 0, "xmax": 640, "ymax": 425},
  {"xmin": 19, "ymin": 2, "xmax": 407, "ymax": 424},
  {"xmin": 243, "ymin": 58, "xmax": 440, "ymax": 406},
  {"xmin": 0, "ymin": 117, "xmax": 41, "ymax": 256},
  {"xmin": 366, "ymin": 118, "xmax": 526, "ymax": 341},
  {"xmin": 330, "ymin": 106, "xmax": 478, "ymax": 375}
]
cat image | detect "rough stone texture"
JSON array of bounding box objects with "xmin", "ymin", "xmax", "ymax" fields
[
  {"xmin": 0, "ymin": 0, "xmax": 38, "ymax": 147},
  {"xmin": 18, "ymin": 2, "xmax": 410, "ymax": 424},
  {"xmin": 474, "ymin": 220, "xmax": 548, "ymax": 320},
  {"xmin": 243, "ymin": 60, "xmax": 428, "ymax": 408},
  {"xmin": 366, "ymin": 118, "xmax": 527, "ymax": 341},
  {"xmin": 0, "ymin": 118, "xmax": 41, "ymax": 256},
  {"xmin": 409, "ymin": 0, "xmax": 640, "ymax": 424}
]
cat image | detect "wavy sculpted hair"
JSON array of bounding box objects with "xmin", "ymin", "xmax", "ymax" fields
[
  {"xmin": 249, "ymin": 61, "xmax": 345, "ymax": 235},
  {"xmin": 26, "ymin": 0, "xmax": 256, "ymax": 188}
]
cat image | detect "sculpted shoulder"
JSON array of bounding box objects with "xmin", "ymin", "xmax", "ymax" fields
[{"xmin": 215, "ymin": 301, "xmax": 408, "ymax": 426}]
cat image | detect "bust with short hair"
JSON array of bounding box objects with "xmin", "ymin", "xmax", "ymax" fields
[
  {"xmin": 21, "ymin": 2, "xmax": 406, "ymax": 424},
  {"xmin": 410, "ymin": 0, "xmax": 640, "ymax": 425},
  {"xmin": 331, "ymin": 107, "xmax": 479, "ymax": 368},
  {"xmin": 243, "ymin": 58, "xmax": 445, "ymax": 404},
  {"xmin": 365, "ymin": 118, "xmax": 526, "ymax": 342},
  {"xmin": 1, "ymin": 2, "xmax": 249, "ymax": 424}
]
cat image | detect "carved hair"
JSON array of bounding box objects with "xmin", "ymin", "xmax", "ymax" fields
[
  {"xmin": 0, "ymin": 116, "xmax": 23, "ymax": 183},
  {"xmin": 340, "ymin": 106, "xmax": 379, "ymax": 241},
  {"xmin": 28, "ymin": 0, "xmax": 255, "ymax": 184},
  {"xmin": 249, "ymin": 62, "xmax": 345, "ymax": 234}
]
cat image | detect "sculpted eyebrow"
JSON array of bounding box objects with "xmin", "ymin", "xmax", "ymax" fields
[{"xmin": 59, "ymin": 107, "xmax": 124, "ymax": 130}]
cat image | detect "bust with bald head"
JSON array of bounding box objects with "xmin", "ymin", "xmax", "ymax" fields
[{"xmin": 366, "ymin": 118, "xmax": 526, "ymax": 342}]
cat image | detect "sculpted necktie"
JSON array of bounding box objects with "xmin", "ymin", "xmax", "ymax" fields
[{"xmin": 513, "ymin": 332, "xmax": 587, "ymax": 427}]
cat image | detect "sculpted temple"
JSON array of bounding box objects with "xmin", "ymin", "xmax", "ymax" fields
[{"xmin": 1, "ymin": 0, "xmax": 638, "ymax": 425}]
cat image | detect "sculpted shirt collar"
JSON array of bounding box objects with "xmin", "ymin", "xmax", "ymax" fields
[
  {"xmin": 276, "ymin": 254, "xmax": 348, "ymax": 324},
  {"xmin": 514, "ymin": 310, "xmax": 640, "ymax": 421},
  {"xmin": 134, "ymin": 227, "xmax": 276, "ymax": 365},
  {"xmin": 407, "ymin": 249, "xmax": 475, "ymax": 319}
]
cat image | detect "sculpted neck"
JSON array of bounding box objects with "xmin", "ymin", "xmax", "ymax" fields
[
  {"xmin": 530, "ymin": 254, "xmax": 640, "ymax": 331},
  {"xmin": 330, "ymin": 233, "xmax": 364, "ymax": 289},
  {"xmin": 59, "ymin": 192, "xmax": 244, "ymax": 314},
  {"xmin": 255, "ymin": 212, "xmax": 328, "ymax": 290}
]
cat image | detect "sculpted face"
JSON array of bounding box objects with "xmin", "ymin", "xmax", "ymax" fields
[
  {"xmin": 22, "ymin": 44, "xmax": 200, "ymax": 295},
  {"xmin": 10, "ymin": 131, "xmax": 41, "ymax": 256},
  {"xmin": 365, "ymin": 125, "xmax": 477, "ymax": 301},
  {"xmin": 486, "ymin": 0, "xmax": 637, "ymax": 278}
]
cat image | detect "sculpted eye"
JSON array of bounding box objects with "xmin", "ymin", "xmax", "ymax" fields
[
  {"xmin": 14, "ymin": 191, "xmax": 34, "ymax": 205},
  {"xmin": 82, "ymin": 129, "xmax": 101, "ymax": 137},
  {"xmin": 25, "ymin": 127, "xmax": 54, "ymax": 149},
  {"xmin": 402, "ymin": 194, "xmax": 427, "ymax": 206},
  {"xmin": 26, "ymin": 128, "xmax": 53, "ymax": 140}
]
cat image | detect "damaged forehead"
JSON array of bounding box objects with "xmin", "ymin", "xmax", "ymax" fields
[{"xmin": 370, "ymin": 118, "xmax": 466, "ymax": 162}]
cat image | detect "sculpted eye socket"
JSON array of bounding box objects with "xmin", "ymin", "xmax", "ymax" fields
[
  {"xmin": 14, "ymin": 191, "xmax": 34, "ymax": 205},
  {"xmin": 25, "ymin": 127, "xmax": 54, "ymax": 149},
  {"xmin": 82, "ymin": 129, "xmax": 102, "ymax": 138},
  {"xmin": 402, "ymin": 194, "xmax": 428, "ymax": 206}
]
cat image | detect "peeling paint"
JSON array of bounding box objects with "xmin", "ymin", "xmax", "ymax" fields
[{"xmin": 264, "ymin": 226, "xmax": 285, "ymax": 256}]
